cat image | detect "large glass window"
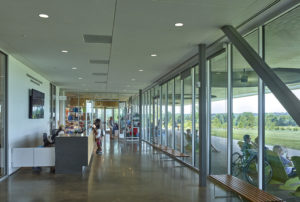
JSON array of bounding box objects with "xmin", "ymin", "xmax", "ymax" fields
[
  {"xmin": 195, "ymin": 66, "xmax": 199, "ymax": 168},
  {"xmin": 119, "ymin": 102, "xmax": 126, "ymax": 137},
  {"xmin": 0, "ymin": 52, "xmax": 6, "ymax": 178},
  {"xmin": 174, "ymin": 76, "xmax": 181, "ymax": 152},
  {"xmin": 161, "ymin": 84, "xmax": 167, "ymax": 146},
  {"xmin": 264, "ymin": 7, "xmax": 300, "ymax": 200},
  {"xmin": 167, "ymin": 80, "xmax": 174, "ymax": 148},
  {"xmin": 232, "ymin": 30, "xmax": 259, "ymax": 185},
  {"xmin": 183, "ymin": 70, "xmax": 192, "ymax": 164},
  {"xmin": 210, "ymin": 51, "xmax": 227, "ymax": 174},
  {"xmin": 154, "ymin": 86, "xmax": 161, "ymax": 145}
]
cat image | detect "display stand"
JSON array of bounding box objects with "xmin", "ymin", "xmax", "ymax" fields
[{"xmin": 126, "ymin": 113, "xmax": 139, "ymax": 141}]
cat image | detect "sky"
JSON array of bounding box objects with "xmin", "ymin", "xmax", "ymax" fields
[{"xmin": 211, "ymin": 89, "xmax": 300, "ymax": 114}]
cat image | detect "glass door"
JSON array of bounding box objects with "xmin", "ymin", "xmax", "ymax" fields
[{"xmin": 0, "ymin": 52, "xmax": 6, "ymax": 178}]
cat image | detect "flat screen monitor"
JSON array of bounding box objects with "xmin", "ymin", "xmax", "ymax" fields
[{"xmin": 29, "ymin": 89, "xmax": 45, "ymax": 119}]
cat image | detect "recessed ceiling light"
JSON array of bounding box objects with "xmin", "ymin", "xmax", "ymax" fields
[
  {"xmin": 78, "ymin": 77, "xmax": 83, "ymax": 80},
  {"xmin": 151, "ymin": 54, "xmax": 157, "ymax": 57},
  {"xmin": 39, "ymin": 14, "xmax": 49, "ymax": 18},
  {"xmin": 61, "ymin": 50, "xmax": 68, "ymax": 53},
  {"xmin": 131, "ymin": 78, "xmax": 136, "ymax": 81},
  {"xmin": 127, "ymin": 85, "xmax": 131, "ymax": 87},
  {"xmin": 175, "ymin": 23, "xmax": 184, "ymax": 27},
  {"xmin": 139, "ymin": 69, "xmax": 144, "ymax": 72},
  {"xmin": 72, "ymin": 67, "xmax": 77, "ymax": 70}
]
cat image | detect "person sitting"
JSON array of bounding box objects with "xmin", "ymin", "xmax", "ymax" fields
[
  {"xmin": 50, "ymin": 125, "xmax": 65, "ymax": 144},
  {"xmin": 242, "ymin": 134, "xmax": 256, "ymax": 157},
  {"xmin": 273, "ymin": 145, "xmax": 296, "ymax": 177}
]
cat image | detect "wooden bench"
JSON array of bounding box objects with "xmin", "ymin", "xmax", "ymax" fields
[
  {"xmin": 209, "ymin": 175, "xmax": 283, "ymax": 202},
  {"xmin": 152, "ymin": 144, "xmax": 189, "ymax": 158}
]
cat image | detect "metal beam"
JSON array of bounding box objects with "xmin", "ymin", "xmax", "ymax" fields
[
  {"xmin": 199, "ymin": 44, "xmax": 207, "ymax": 186},
  {"xmin": 222, "ymin": 25, "xmax": 300, "ymax": 126}
]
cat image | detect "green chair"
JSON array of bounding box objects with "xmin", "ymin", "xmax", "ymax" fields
[
  {"xmin": 291, "ymin": 156, "xmax": 300, "ymax": 178},
  {"xmin": 266, "ymin": 150, "xmax": 289, "ymax": 183}
]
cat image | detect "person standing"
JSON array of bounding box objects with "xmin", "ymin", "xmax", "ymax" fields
[{"xmin": 108, "ymin": 116, "xmax": 114, "ymax": 139}]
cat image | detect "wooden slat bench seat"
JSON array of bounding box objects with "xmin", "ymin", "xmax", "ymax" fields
[
  {"xmin": 152, "ymin": 144, "xmax": 189, "ymax": 158},
  {"xmin": 209, "ymin": 175, "xmax": 283, "ymax": 202}
]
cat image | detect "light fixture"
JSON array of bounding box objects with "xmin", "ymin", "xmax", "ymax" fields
[
  {"xmin": 78, "ymin": 77, "xmax": 83, "ymax": 80},
  {"xmin": 175, "ymin": 23, "xmax": 184, "ymax": 27},
  {"xmin": 39, "ymin": 14, "xmax": 49, "ymax": 18},
  {"xmin": 139, "ymin": 69, "xmax": 144, "ymax": 72},
  {"xmin": 151, "ymin": 54, "xmax": 157, "ymax": 57},
  {"xmin": 131, "ymin": 78, "xmax": 136, "ymax": 81},
  {"xmin": 72, "ymin": 67, "xmax": 77, "ymax": 70},
  {"xmin": 61, "ymin": 50, "xmax": 68, "ymax": 53}
]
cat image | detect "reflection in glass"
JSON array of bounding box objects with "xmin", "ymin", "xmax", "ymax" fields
[
  {"xmin": 265, "ymin": 7, "xmax": 300, "ymax": 199},
  {"xmin": 194, "ymin": 66, "xmax": 200, "ymax": 168},
  {"xmin": 183, "ymin": 70, "xmax": 192, "ymax": 164},
  {"xmin": 167, "ymin": 80, "xmax": 174, "ymax": 148},
  {"xmin": 0, "ymin": 52, "xmax": 6, "ymax": 178},
  {"xmin": 210, "ymin": 51, "xmax": 227, "ymax": 174},
  {"xmin": 232, "ymin": 30, "xmax": 259, "ymax": 185},
  {"xmin": 175, "ymin": 76, "xmax": 181, "ymax": 152},
  {"xmin": 161, "ymin": 84, "xmax": 167, "ymax": 146}
]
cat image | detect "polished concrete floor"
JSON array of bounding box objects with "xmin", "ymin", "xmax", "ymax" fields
[{"xmin": 0, "ymin": 136, "xmax": 241, "ymax": 202}]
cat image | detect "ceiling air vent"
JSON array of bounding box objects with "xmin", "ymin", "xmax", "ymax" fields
[
  {"xmin": 95, "ymin": 81, "xmax": 107, "ymax": 84},
  {"xmin": 92, "ymin": 73, "xmax": 108, "ymax": 76},
  {"xmin": 83, "ymin": 34, "xmax": 112, "ymax": 43},
  {"xmin": 89, "ymin": 60, "xmax": 109, "ymax": 64}
]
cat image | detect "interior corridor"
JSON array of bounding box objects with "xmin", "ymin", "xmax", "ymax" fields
[{"xmin": 0, "ymin": 136, "xmax": 240, "ymax": 202}]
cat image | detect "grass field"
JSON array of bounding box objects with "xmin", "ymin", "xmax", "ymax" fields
[{"xmin": 211, "ymin": 128, "xmax": 300, "ymax": 150}]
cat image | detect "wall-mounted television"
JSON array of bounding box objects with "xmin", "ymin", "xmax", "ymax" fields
[{"xmin": 29, "ymin": 89, "xmax": 45, "ymax": 119}]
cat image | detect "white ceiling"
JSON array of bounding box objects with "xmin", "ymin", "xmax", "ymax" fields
[{"xmin": 0, "ymin": 0, "xmax": 277, "ymax": 98}]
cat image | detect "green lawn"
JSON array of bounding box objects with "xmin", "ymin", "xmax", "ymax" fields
[{"xmin": 211, "ymin": 128, "xmax": 300, "ymax": 150}]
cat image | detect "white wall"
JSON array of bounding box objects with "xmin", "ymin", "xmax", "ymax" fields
[{"xmin": 8, "ymin": 56, "xmax": 51, "ymax": 174}]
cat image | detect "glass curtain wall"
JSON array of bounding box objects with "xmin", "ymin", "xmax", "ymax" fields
[
  {"xmin": 154, "ymin": 86, "xmax": 161, "ymax": 145},
  {"xmin": 142, "ymin": 94, "xmax": 146, "ymax": 140},
  {"xmin": 161, "ymin": 84, "xmax": 167, "ymax": 146},
  {"xmin": 232, "ymin": 30, "xmax": 259, "ymax": 185},
  {"xmin": 0, "ymin": 52, "xmax": 6, "ymax": 178},
  {"xmin": 174, "ymin": 76, "xmax": 181, "ymax": 152},
  {"xmin": 195, "ymin": 66, "xmax": 200, "ymax": 168},
  {"xmin": 119, "ymin": 102, "xmax": 126, "ymax": 137},
  {"xmin": 210, "ymin": 51, "xmax": 227, "ymax": 174},
  {"xmin": 183, "ymin": 70, "xmax": 193, "ymax": 164},
  {"xmin": 150, "ymin": 89, "xmax": 154, "ymax": 143},
  {"xmin": 167, "ymin": 80, "xmax": 174, "ymax": 148},
  {"xmin": 264, "ymin": 6, "xmax": 300, "ymax": 199}
]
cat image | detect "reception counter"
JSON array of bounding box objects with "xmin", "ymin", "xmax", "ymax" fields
[{"xmin": 55, "ymin": 132, "xmax": 94, "ymax": 174}]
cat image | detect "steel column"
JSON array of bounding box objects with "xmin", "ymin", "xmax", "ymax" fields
[
  {"xmin": 160, "ymin": 85, "xmax": 163, "ymax": 145},
  {"xmin": 139, "ymin": 89, "xmax": 142, "ymax": 142},
  {"xmin": 222, "ymin": 25, "xmax": 300, "ymax": 126},
  {"xmin": 199, "ymin": 44, "xmax": 207, "ymax": 186},
  {"xmin": 172, "ymin": 79, "xmax": 176, "ymax": 149},
  {"xmin": 258, "ymin": 26, "xmax": 265, "ymax": 190},
  {"xmin": 226, "ymin": 43, "xmax": 233, "ymax": 175},
  {"xmin": 206, "ymin": 61, "xmax": 211, "ymax": 174}
]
